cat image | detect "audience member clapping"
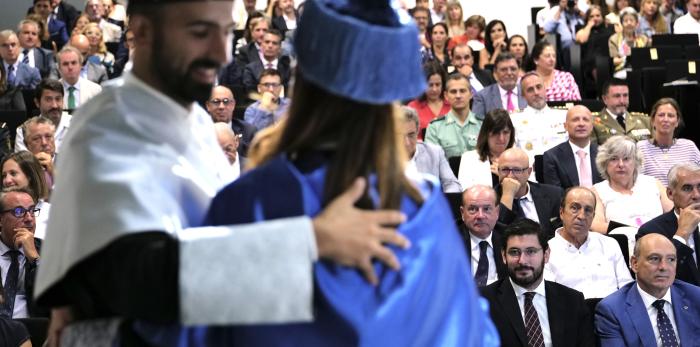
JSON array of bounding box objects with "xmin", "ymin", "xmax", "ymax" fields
[
  {"xmin": 591, "ymin": 135, "xmax": 673, "ymax": 233},
  {"xmin": 638, "ymin": 98, "xmax": 700, "ymax": 186}
]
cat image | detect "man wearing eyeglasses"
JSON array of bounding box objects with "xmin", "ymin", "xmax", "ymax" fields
[
  {"xmin": 206, "ymin": 85, "xmax": 256, "ymax": 156},
  {"xmin": 544, "ymin": 187, "xmax": 633, "ymax": 299},
  {"xmin": 497, "ymin": 148, "xmax": 563, "ymax": 239},
  {"xmin": 244, "ymin": 68, "xmax": 290, "ymax": 130},
  {"xmin": 471, "ymin": 52, "xmax": 526, "ymax": 119},
  {"xmin": 480, "ymin": 219, "xmax": 595, "ymax": 347},
  {"xmin": 460, "ymin": 185, "xmax": 507, "ymax": 287},
  {"xmin": 0, "ymin": 188, "xmax": 44, "ymax": 319}
]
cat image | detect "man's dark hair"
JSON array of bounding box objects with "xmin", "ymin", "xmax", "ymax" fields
[
  {"xmin": 419, "ymin": 61, "xmax": 446, "ymax": 102},
  {"xmin": 445, "ymin": 72, "xmax": 468, "ymax": 85},
  {"xmin": 450, "ymin": 42, "xmax": 471, "ymax": 61},
  {"xmin": 475, "ymin": 109, "xmax": 515, "ymax": 161},
  {"xmin": 412, "ymin": 6, "xmax": 429, "ymax": 17},
  {"xmin": 560, "ymin": 186, "xmax": 596, "ymax": 210},
  {"xmin": 501, "ymin": 219, "xmax": 549, "ymax": 252},
  {"xmin": 34, "ymin": 78, "xmax": 64, "ymax": 101},
  {"xmin": 493, "ymin": 52, "xmax": 516, "ymax": 69},
  {"xmin": 601, "ymin": 78, "xmax": 628, "ymax": 97},
  {"xmin": 264, "ymin": 28, "xmax": 284, "ymax": 42},
  {"xmin": 259, "ymin": 68, "xmax": 282, "ymax": 81}
]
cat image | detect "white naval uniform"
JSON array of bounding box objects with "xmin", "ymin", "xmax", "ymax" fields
[
  {"xmin": 511, "ymin": 106, "xmax": 568, "ymax": 181},
  {"xmin": 35, "ymin": 73, "xmax": 317, "ymax": 326}
]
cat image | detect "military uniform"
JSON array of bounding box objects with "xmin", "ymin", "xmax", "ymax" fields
[
  {"xmin": 591, "ymin": 108, "xmax": 652, "ymax": 145},
  {"xmin": 511, "ymin": 106, "xmax": 568, "ymax": 168},
  {"xmin": 425, "ymin": 110, "xmax": 483, "ymax": 158}
]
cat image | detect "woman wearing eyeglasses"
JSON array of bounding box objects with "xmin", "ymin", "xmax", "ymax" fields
[
  {"xmin": 1, "ymin": 151, "xmax": 50, "ymax": 240},
  {"xmin": 590, "ymin": 135, "xmax": 673, "ymax": 234}
]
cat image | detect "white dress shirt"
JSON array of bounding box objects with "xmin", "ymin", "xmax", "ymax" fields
[
  {"xmin": 18, "ymin": 48, "xmax": 35, "ymax": 69},
  {"xmin": 637, "ymin": 284, "xmax": 680, "ymax": 346},
  {"xmin": 516, "ymin": 184, "xmax": 539, "ymax": 224},
  {"xmin": 545, "ymin": 228, "xmax": 633, "ymax": 298},
  {"xmin": 0, "ymin": 240, "xmax": 29, "ymax": 318},
  {"xmin": 62, "ymin": 79, "xmax": 81, "ymax": 109},
  {"xmin": 469, "ymin": 232, "xmax": 498, "ymax": 285},
  {"xmin": 510, "ymin": 278, "xmax": 552, "ymax": 347},
  {"xmin": 498, "ymin": 85, "xmax": 519, "ymax": 111},
  {"xmin": 467, "ymin": 72, "xmax": 484, "ymax": 92},
  {"xmin": 672, "ymin": 210, "xmax": 697, "ymax": 263},
  {"xmin": 568, "ymin": 141, "xmax": 592, "ymax": 185},
  {"xmin": 15, "ymin": 112, "xmax": 72, "ymax": 154},
  {"xmin": 673, "ymin": 13, "xmax": 700, "ymax": 43}
]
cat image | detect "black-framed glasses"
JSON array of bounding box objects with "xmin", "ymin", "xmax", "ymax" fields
[
  {"xmin": 208, "ymin": 98, "xmax": 234, "ymax": 106},
  {"xmin": 498, "ymin": 167, "xmax": 528, "ymax": 175},
  {"xmin": 1, "ymin": 206, "xmax": 40, "ymax": 218}
]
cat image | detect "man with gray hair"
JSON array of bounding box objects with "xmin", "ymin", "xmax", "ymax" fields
[
  {"xmin": 402, "ymin": 106, "xmax": 461, "ymax": 192},
  {"xmin": 55, "ymin": 45, "xmax": 102, "ymax": 111},
  {"xmin": 0, "ymin": 30, "xmax": 41, "ymax": 91},
  {"xmin": 22, "ymin": 116, "xmax": 56, "ymax": 186},
  {"xmin": 638, "ymin": 163, "xmax": 700, "ymax": 286}
]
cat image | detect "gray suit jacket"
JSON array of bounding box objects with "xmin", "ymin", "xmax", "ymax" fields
[
  {"xmin": 31, "ymin": 47, "xmax": 56, "ymax": 78},
  {"xmin": 9, "ymin": 62, "xmax": 41, "ymax": 90},
  {"xmin": 471, "ymin": 84, "xmax": 526, "ymax": 119},
  {"xmin": 413, "ymin": 142, "xmax": 462, "ymax": 193}
]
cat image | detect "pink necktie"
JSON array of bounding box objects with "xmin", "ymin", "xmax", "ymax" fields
[
  {"xmin": 506, "ymin": 90, "xmax": 515, "ymax": 112},
  {"xmin": 266, "ymin": 63, "xmax": 274, "ymax": 69},
  {"xmin": 577, "ymin": 149, "xmax": 592, "ymax": 187}
]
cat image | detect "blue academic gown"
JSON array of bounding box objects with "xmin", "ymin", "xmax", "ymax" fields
[{"xmin": 133, "ymin": 154, "xmax": 499, "ymax": 347}]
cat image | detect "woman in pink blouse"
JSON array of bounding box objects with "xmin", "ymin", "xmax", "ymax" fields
[
  {"xmin": 528, "ymin": 40, "xmax": 582, "ymax": 102},
  {"xmin": 407, "ymin": 61, "xmax": 451, "ymax": 139}
]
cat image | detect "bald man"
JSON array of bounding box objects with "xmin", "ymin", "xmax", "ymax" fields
[
  {"xmin": 213, "ymin": 122, "xmax": 245, "ymax": 180},
  {"xmin": 595, "ymin": 233, "xmax": 700, "ymax": 346},
  {"xmin": 497, "ymin": 147, "xmax": 563, "ymax": 238},
  {"xmin": 205, "ymin": 85, "xmax": 257, "ymax": 156},
  {"xmin": 50, "ymin": 34, "xmax": 108, "ymax": 84},
  {"xmin": 542, "ymin": 105, "xmax": 603, "ymax": 190}
]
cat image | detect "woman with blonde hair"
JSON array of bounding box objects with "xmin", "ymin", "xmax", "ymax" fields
[
  {"xmin": 83, "ymin": 22, "xmax": 115, "ymax": 75},
  {"xmin": 638, "ymin": 0, "xmax": 670, "ymax": 37}
]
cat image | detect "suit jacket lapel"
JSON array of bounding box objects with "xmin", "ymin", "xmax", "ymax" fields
[
  {"xmin": 545, "ymin": 282, "xmax": 566, "ymax": 346},
  {"xmin": 558, "ymin": 144, "xmax": 579, "ymax": 186},
  {"xmin": 491, "ymin": 231, "xmax": 507, "ymax": 280},
  {"xmin": 497, "ymin": 279, "xmax": 528, "ymax": 346},
  {"xmin": 671, "ymin": 284, "xmax": 693, "ymax": 346},
  {"xmin": 489, "ymin": 86, "xmax": 501, "ymax": 111},
  {"xmin": 528, "ymin": 184, "xmax": 550, "ymax": 229},
  {"xmin": 590, "ymin": 143, "xmax": 601, "ymax": 183},
  {"xmin": 625, "ymin": 286, "xmax": 657, "ymax": 347}
]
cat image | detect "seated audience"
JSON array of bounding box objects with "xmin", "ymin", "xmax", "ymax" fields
[
  {"xmin": 1, "ymin": 151, "xmax": 51, "ymax": 240},
  {"xmin": 445, "ymin": 1, "xmax": 465, "ymax": 36},
  {"xmin": 472, "ymin": 52, "xmax": 526, "ymax": 118},
  {"xmin": 103, "ymin": 0, "xmax": 126, "ymax": 30},
  {"xmin": 511, "ymin": 72, "xmax": 568, "ymax": 169},
  {"xmin": 527, "ymin": 40, "xmax": 581, "ymax": 102},
  {"xmin": 0, "ymin": 30, "xmax": 41, "ymax": 91},
  {"xmin": 0, "ymin": 187, "xmax": 45, "ymax": 318},
  {"xmin": 638, "ymin": 163, "xmax": 700, "ymax": 286},
  {"xmin": 479, "ymin": 20, "xmax": 508, "ymax": 69},
  {"xmin": 592, "ymin": 79, "xmax": 652, "ymax": 145},
  {"xmin": 638, "ymin": 98, "xmax": 700, "ymax": 186},
  {"xmin": 673, "ymin": 0, "xmax": 700, "ymax": 37},
  {"xmin": 458, "ymin": 109, "xmax": 514, "ymax": 190},
  {"xmin": 71, "ymin": 14, "xmax": 90, "ymax": 37},
  {"xmin": 407, "ymin": 61, "xmax": 450, "ymax": 139},
  {"xmin": 235, "ymin": 12, "xmax": 267, "ymax": 65},
  {"xmin": 430, "ymin": 0, "xmax": 447, "ymax": 24},
  {"xmin": 425, "ymin": 73, "xmax": 482, "ymax": 158},
  {"xmin": 21, "ymin": 116, "xmax": 56, "ymax": 187},
  {"xmin": 459, "ymin": 185, "xmax": 507, "ymax": 287},
  {"xmin": 506, "ymin": 35, "xmax": 528, "ymax": 77},
  {"xmin": 55, "ymin": 46, "xmax": 102, "ymax": 111},
  {"xmin": 213, "ymin": 123, "xmax": 244, "ymax": 181},
  {"xmin": 244, "ymin": 69, "xmax": 290, "ymax": 130},
  {"xmin": 453, "ymin": 15, "xmax": 486, "ymax": 53},
  {"xmin": 545, "ymin": 187, "xmax": 633, "ymax": 299},
  {"xmin": 402, "ymin": 106, "xmax": 461, "ymax": 193},
  {"xmin": 496, "ymin": 148, "xmax": 564, "ymax": 238},
  {"xmin": 638, "ymin": 0, "xmax": 671, "ymax": 37},
  {"xmin": 206, "ymin": 85, "xmax": 256, "ymax": 157},
  {"xmin": 480, "ymin": 219, "xmax": 595, "ymax": 347},
  {"xmin": 661, "ymin": 0, "xmax": 685, "ymax": 31},
  {"xmin": 543, "ymin": 105, "xmax": 604, "ymax": 189},
  {"xmin": 605, "ymin": 0, "xmax": 633, "ymax": 30},
  {"xmin": 0, "ymin": 316, "xmax": 30, "ymax": 347},
  {"xmin": 422, "ymin": 23, "xmax": 451, "ymax": 70},
  {"xmin": 17, "ymin": 19, "xmax": 55, "ymax": 79},
  {"xmin": 543, "ymin": 0, "xmax": 585, "ymax": 67},
  {"xmin": 83, "ymin": 23, "xmax": 115, "ymax": 77},
  {"xmin": 450, "ymin": 43, "xmax": 495, "ymax": 94},
  {"xmin": 84, "ymin": 0, "xmax": 122, "ymax": 43},
  {"xmin": 15, "ymin": 79, "xmax": 71, "ymax": 154},
  {"xmin": 609, "ymin": 8, "xmax": 650, "ymax": 79},
  {"xmin": 576, "ymin": 5, "xmax": 615, "ymax": 98},
  {"xmin": 272, "ymin": 0, "xmax": 298, "ymax": 35},
  {"xmin": 32, "ymin": 0, "xmax": 69, "ymax": 50},
  {"xmin": 595, "ymin": 233, "xmax": 700, "ymax": 346},
  {"xmin": 0, "ymin": 64, "xmax": 25, "ymax": 112},
  {"xmin": 56, "ymin": 34, "xmax": 108, "ymax": 85},
  {"xmin": 411, "ymin": 6, "xmax": 431, "ymax": 49},
  {"xmin": 591, "ymin": 135, "xmax": 673, "ymax": 233},
  {"xmin": 242, "ymin": 29, "xmax": 291, "ymax": 94}
]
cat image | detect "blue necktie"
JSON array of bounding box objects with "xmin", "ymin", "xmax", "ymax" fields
[
  {"xmin": 0, "ymin": 250, "xmax": 20, "ymax": 318},
  {"xmin": 653, "ymin": 299, "xmax": 678, "ymax": 347},
  {"xmin": 6, "ymin": 65, "xmax": 16, "ymax": 87},
  {"xmin": 474, "ymin": 241, "xmax": 489, "ymax": 287},
  {"xmin": 21, "ymin": 49, "xmax": 29, "ymax": 65}
]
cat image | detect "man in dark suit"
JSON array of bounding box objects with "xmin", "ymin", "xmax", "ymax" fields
[
  {"xmin": 481, "ymin": 219, "xmax": 595, "ymax": 347},
  {"xmin": 242, "ymin": 30, "xmax": 291, "ymax": 94},
  {"xmin": 17, "ymin": 19, "xmax": 56, "ymax": 78},
  {"xmin": 0, "ymin": 31, "xmax": 42, "ymax": 91},
  {"xmin": 206, "ymin": 85, "xmax": 257, "ymax": 157},
  {"xmin": 0, "ymin": 188, "xmax": 45, "ymax": 318},
  {"xmin": 272, "ymin": 0, "xmax": 298, "ymax": 35},
  {"xmin": 235, "ymin": 17, "xmax": 268, "ymax": 68},
  {"xmin": 471, "ymin": 52, "xmax": 527, "ymax": 119},
  {"xmin": 497, "ymin": 148, "xmax": 563, "ymax": 238},
  {"xmin": 595, "ymin": 233, "xmax": 700, "ymax": 347},
  {"xmin": 451, "ymin": 43, "xmax": 495, "ymax": 96},
  {"xmin": 543, "ymin": 105, "xmax": 603, "ymax": 190},
  {"xmin": 459, "ymin": 185, "xmax": 507, "ymax": 286},
  {"xmin": 28, "ymin": 0, "xmax": 80, "ymax": 34},
  {"xmin": 32, "ymin": 0, "xmax": 69, "ymax": 50},
  {"xmin": 638, "ymin": 163, "xmax": 700, "ymax": 286}
]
